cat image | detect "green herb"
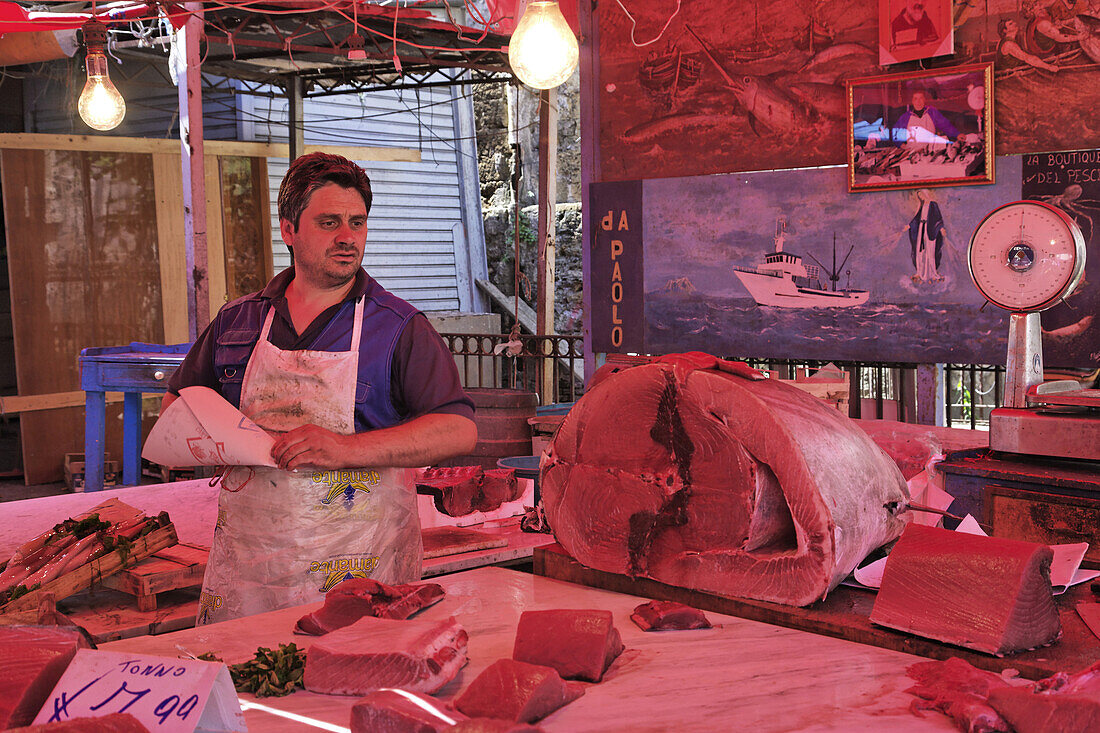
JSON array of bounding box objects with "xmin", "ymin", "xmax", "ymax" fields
[
  {"xmin": 1, "ymin": 582, "xmax": 40, "ymax": 606},
  {"xmin": 116, "ymin": 536, "xmax": 133, "ymax": 564},
  {"xmin": 196, "ymin": 652, "xmax": 223, "ymax": 663},
  {"xmin": 54, "ymin": 514, "xmax": 111, "ymax": 540},
  {"xmin": 228, "ymin": 643, "xmax": 306, "ymax": 697}
]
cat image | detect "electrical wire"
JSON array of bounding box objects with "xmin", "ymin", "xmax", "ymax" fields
[{"xmin": 613, "ymin": 0, "xmax": 682, "ymax": 47}]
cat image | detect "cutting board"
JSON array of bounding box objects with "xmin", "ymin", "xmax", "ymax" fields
[
  {"xmin": 534, "ymin": 542, "xmax": 1100, "ymax": 680},
  {"xmin": 422, "ymin": 526, "xmax": 508, "ymax": 559}
]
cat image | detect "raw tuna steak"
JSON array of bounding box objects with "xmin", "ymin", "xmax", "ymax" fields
[
  {"xmin": 295, "ymin": 577, "xmax": 445, "ymax": 634},
  {"xmin": 450, "ymin": 721, "xmax": 545, "ymax": 732},
  {"xmin": 0, "ymin": 626, "xmax": 90, "ymax": 728},
  {"xmin": 304, "ymin": 616, "xmax": 468, "ymax": 695},
  {"xmin": 512, "ymin": 609, "xmax": 623, "ymax": 682},
  {"xmin": 905, "ymin": 657, "xmax": 1013, "ymax": 732},
  {"xmin": 988, "ymin": 660, "xmax": 1100, "ymax": 733},
  {"xmin": 871, "ymin": 524, "xmax": 1060, "ymax": 655},
  {"xmin": 454, "ymin": 659, "xmax": 584, "ymax": 723},
  {"xmin": 541, "ymin": 354, "xmax": 909, "ymax": 606},
  {"xmin": 349, "ymin": 688, "xmax": 459, "ymax": 733},
  {"xmin": 416, "ymin": 466, "xmax": 521, "ymax": 517},
  {"xmin": 630, "ymin": 601, "xmax": 712, "ymax": 631},
  {"xmin": 8, "ymin": 713, "xmax": 149, "ymax": 732}
]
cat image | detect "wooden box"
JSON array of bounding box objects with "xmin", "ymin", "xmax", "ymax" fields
[
  {"xmin": 983, "ymin": 484, "xmax": 1100, "ymax": 569},
  {"xmin": 64, "ymin": 452, "xmax": 118, "ymax": 492}
]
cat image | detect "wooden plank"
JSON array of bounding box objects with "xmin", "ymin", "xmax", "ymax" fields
[
  {"xmin": 153, "ymin": 152, "xmax": 190, "ymax": 344},
  {"xmin": 2, "ymin": 148, "xmax": 164, "ymax": 483},
  {"xmin": 1, "ymin": 523, "xmax": 179, "ymax": 614},
  {"xmin": 533, "ymin": 543, "xmax": 1100, "ymax": 681},
  {"xmin": 422, "ymin": 526, "xmax": 508, "ymax": 559},
  {"xmin": 154, "ymin": 542, "xmax": 208, "ymax": 566},
  {"xmin": 0, "ymin": 133, "xmax": 420, "ymax": 162},
  {"xmin": 0, "ymin": 391, "xmax": 125, "ymax": 414},
  {"xmin": 206, "ymin": 156, "xmax": 227, "ymax": 317}
]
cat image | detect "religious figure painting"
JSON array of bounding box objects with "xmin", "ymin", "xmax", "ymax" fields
[{"xmin": 880, "ymin": 0, "xmax": 955, "ymax": 65}]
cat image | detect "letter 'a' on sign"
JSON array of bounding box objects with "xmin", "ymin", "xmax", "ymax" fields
[
  {"xmin": 34, "ymin": 649, "xmax": 246, "ymax": 732},
  {"xmin": 618, "ymin": 211, "xmax": 629, "ymax": 230}
]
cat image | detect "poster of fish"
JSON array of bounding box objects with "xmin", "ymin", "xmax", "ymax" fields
[
  {"xmin": 591, "ymin": 156, "xmax": 1093, "ymax": 367},
  {"xmin": 595, "ymin": 0, "xmax": 1100, "ymax": 182}
]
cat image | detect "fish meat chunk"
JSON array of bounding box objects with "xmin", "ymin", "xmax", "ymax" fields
[
  {"xmin": 304, "ymin": 616, "xmax": 468, "ymax": 695},
  {"xmin": 988, "ymin": 660, "xmax": 1100, "ymax": 733},
  {"xmin": 871, "ymin": 524, "xmax": 1060, "ymax": 655},
  {"xmin": 349, "ymin": 688, "xmax": 458, "ymax": 733},
  {"xmin": 454, "ymin": 659, "xmax": 583, "ymax": 724},
  {"xmin": 416, "ymin": 466, "xmax": 521, "ymax": 517},
  {"xmin": 905, "ymin": 657, "xmax": 1013, "ymax": 732},
  {"xmin": 7, "ymin": 713, "xmax": 149, "ymax": 731},
  {"xmin": 630, "ymin": 601, "xmax": 712, "ymax": 631},
  {"xmin": 512, "ymin": 609, "xmax": 623, "ymax": 682},
  {"xmin": 450, "ymin": 720, "xmax": 545, "ymax": 732},
  {"xmin": 541, "ymin": 356, "xmax": 908, "ymax": 606},
  {"xmin": 0, "ymin": 626, "xmax": 91, "ymax": 729},
  {"xmin": 295, "ymin": 578, "xmax": 445, "ymax": 635}
]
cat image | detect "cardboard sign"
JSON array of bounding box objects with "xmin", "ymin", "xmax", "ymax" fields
[
  {"xmin": 143, "ymin": 386, "xmax": 277, "ymax": 468},
  {"xmin": 34, "ymin": 649, "xmax": 245, "ymax": 732}
]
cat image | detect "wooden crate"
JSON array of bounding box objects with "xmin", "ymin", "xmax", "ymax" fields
[
  {"xmin": 102, "ymin": 542, "xmax": 208, "ymax": 611},
  {"xmin": 1, "ymin": 523, "xmax": 178, "ymax": 615},
  {"xmin": 983, "ymin": 484, "xmax": 1100, "ymax": 569},
  {"xmin": 64, "ymin": 452, "xmax": 119, "ymax": 491}
]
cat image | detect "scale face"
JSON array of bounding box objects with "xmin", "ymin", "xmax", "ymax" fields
[{"xmin": 968, "ymin": 200, "xmax": 1086, "ymax": 313}]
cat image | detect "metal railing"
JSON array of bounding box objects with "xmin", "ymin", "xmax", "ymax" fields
[
  {"xmin": 945, "ymin": 364, "xmax": 1004, "ymax": 430},
  {"xmin": 443, "ymin": 333, "xmax": 584, "ymax": 405}
]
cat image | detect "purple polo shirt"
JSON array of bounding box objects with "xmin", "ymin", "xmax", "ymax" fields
[{"xmin": 167, "ymin": 268, "xmax": 474, "ymax": 426}]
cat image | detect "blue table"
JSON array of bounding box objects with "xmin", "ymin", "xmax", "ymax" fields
[{"xmin": 79, "ymin": 343, "xmax": 190, "ymax": 492}]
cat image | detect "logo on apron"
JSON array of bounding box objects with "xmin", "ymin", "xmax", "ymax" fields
[
  {"xmin": 198, "ymin": 591, "xmax": 224, "ymax": 625},
  {"xmin": 313, "ymin": 469, "xmax": 381, "ymax": 507},
  {"xmin": 309, "ymin": 555, "xmax": 381, "ymax": 591}
]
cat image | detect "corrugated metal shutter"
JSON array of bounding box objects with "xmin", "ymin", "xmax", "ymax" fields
[{"xmin": 251, "ymin": 84, "xmax": 474, "ymax": 312}]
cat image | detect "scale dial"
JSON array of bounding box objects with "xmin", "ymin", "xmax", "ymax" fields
[{"xmin": 968, "ymin": 200, "xmax": 1086, "ymax": 312}]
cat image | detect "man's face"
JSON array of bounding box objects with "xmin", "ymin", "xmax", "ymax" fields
[
  {"xmin": 907, "ymin": 0, "xmax": 925, "ymax": 19},
  {"xmin": 911, "ymin": 92, "xmax": 927, "ymax": 112},
  {"xmin": 280, "ymin": 182, "xmax": 368, "ymax": 288}
]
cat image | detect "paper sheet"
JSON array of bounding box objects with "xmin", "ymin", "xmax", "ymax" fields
[
  {"xmin": 846, "ymin": 514, "xmax": 1099, "ymax": 593},
  {"xmin": 142, "ymin": 386, "xmax": 276, "ymax": 468}
]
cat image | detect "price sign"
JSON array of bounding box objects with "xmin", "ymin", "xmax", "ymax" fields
[{"xmin": 33, "ymin": 649, "xmax": 245, "ymax": 733}]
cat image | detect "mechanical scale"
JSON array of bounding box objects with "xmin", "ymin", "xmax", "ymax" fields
[{"xmin": 967, "ymin": 200, "xmax": 1098, "ymax": 461}]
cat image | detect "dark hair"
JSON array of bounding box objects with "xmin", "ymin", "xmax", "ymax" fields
[
  {"xmin": 997, "ymin": 18, "xmax": 1012, "ymax": 35},
  {"xmin": 277, "ymin": 152, "xmax": 373, "ymax": 231}
]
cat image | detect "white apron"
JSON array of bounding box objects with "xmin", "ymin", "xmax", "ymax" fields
[{"xmin": 198, "ymin": 298, "xmax": 422, "ymax": 625}]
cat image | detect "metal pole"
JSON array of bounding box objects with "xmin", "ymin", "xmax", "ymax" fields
[
  {"xmin": 536, "ymin": 87, "xmax": 558, "ymax": 405},
  {"xmin": 287, "ymin": 74, "xmax": 305, "ymax": 161},
  {"xmin": 176, "ymin": 2, "xmax": 209, "ymax": 339}
]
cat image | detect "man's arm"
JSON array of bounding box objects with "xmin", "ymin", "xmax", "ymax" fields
[{"xmin": 270, "ymin": 414, "xmax": 477, "ymax": 470}]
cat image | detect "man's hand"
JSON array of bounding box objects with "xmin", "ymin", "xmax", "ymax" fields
[{"xmin": 271, "ymin": 424, "xmax": 350, "ymax": 470}]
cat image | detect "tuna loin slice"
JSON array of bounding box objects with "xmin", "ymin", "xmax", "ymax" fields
[
  {"xmin": 295, "ymin": 577, "xmax": 445, "ymax": 634},
  {"xmin": 304, "ymin": 616, "xmax": 468, "ymax": 695},
  {"xmin": 349, "ymin": 689, "xmax": 459, "ymax": 733},
  {"xmin": 450, "ymin": 721, "xmax": 545, "ymax": 732},
  {"xmin": 988, "ymin": 660, "xmax": 1100, "ymax": 733},
  {"xmin": 416, "ymin": 466, "xmax": 521, "ymax": 517},
  {"xmin": 905, "ymin": 657, "xmax": 1012, "ymax": 732},
  {"xmin": 541, "ymin": 358, "xmax": 909, "ymax": 606},
  {"xmin": 871, "ymin": 524, "xmax": 1060, "ymax": 655},
  {"xmin": 454, "ymin": 659, "xmax": 584, "ymax": 723},
  {"xmin": 512, "ymin": 609, "xmax": 624, "ymax": 682},
  {"xmin": 8, "ymin": 713, "xmax": 150, "ymax": 732},
  {"xmin": 630, "ymin": 601, "xmax": 712, "ymax": 631},
  {"xmin": 0, "ymin": 626, "xmax": 91, "ymax": 728}
]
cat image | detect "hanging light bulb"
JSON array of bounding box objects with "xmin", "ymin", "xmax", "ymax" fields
[
  {"xmin": 78, "ymin": 20, "xmax": 126, "ymax": 131},
  {"xmin": 508, "ymin": 1, "xmax": 578, "ymax": 90}
]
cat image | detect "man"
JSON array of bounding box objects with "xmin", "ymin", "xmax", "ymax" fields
[
  {"xmin": 997, "ymin": 17, "xmax": 1061, "ymax": 72},
  {"xmin": 163, "ymin": 152, "xmax": 477, "ymax": 624},
  {"xmin": 891, "ymin": 0, "xmax": 939, "ymax": 48},
  {"xmin": 892, "ymin": 89, "xmax": 959, "ymax": 150}
]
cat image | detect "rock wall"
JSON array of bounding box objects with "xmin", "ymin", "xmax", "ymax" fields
[{"xmin": 474, "ymin": 72, "xmax": 583, "ymax": 335}]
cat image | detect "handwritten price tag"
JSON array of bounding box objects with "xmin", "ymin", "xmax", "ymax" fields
[{"xmin": 33, "ymin": 649, "xmax": 245, "ymax": 732}]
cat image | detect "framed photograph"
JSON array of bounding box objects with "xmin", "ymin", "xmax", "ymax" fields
[
  {"xmin": 846, "ymin": 63, "xmax": 994, "ymax": 193},
  {"xmin": 879, "ymin": 0, "xmax": 954, "ymax": 65}
]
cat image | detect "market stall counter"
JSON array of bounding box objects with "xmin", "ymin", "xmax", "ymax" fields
[{"xmin": 100, "ymin": 566, "xmax": 953, "ymax": 732}]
